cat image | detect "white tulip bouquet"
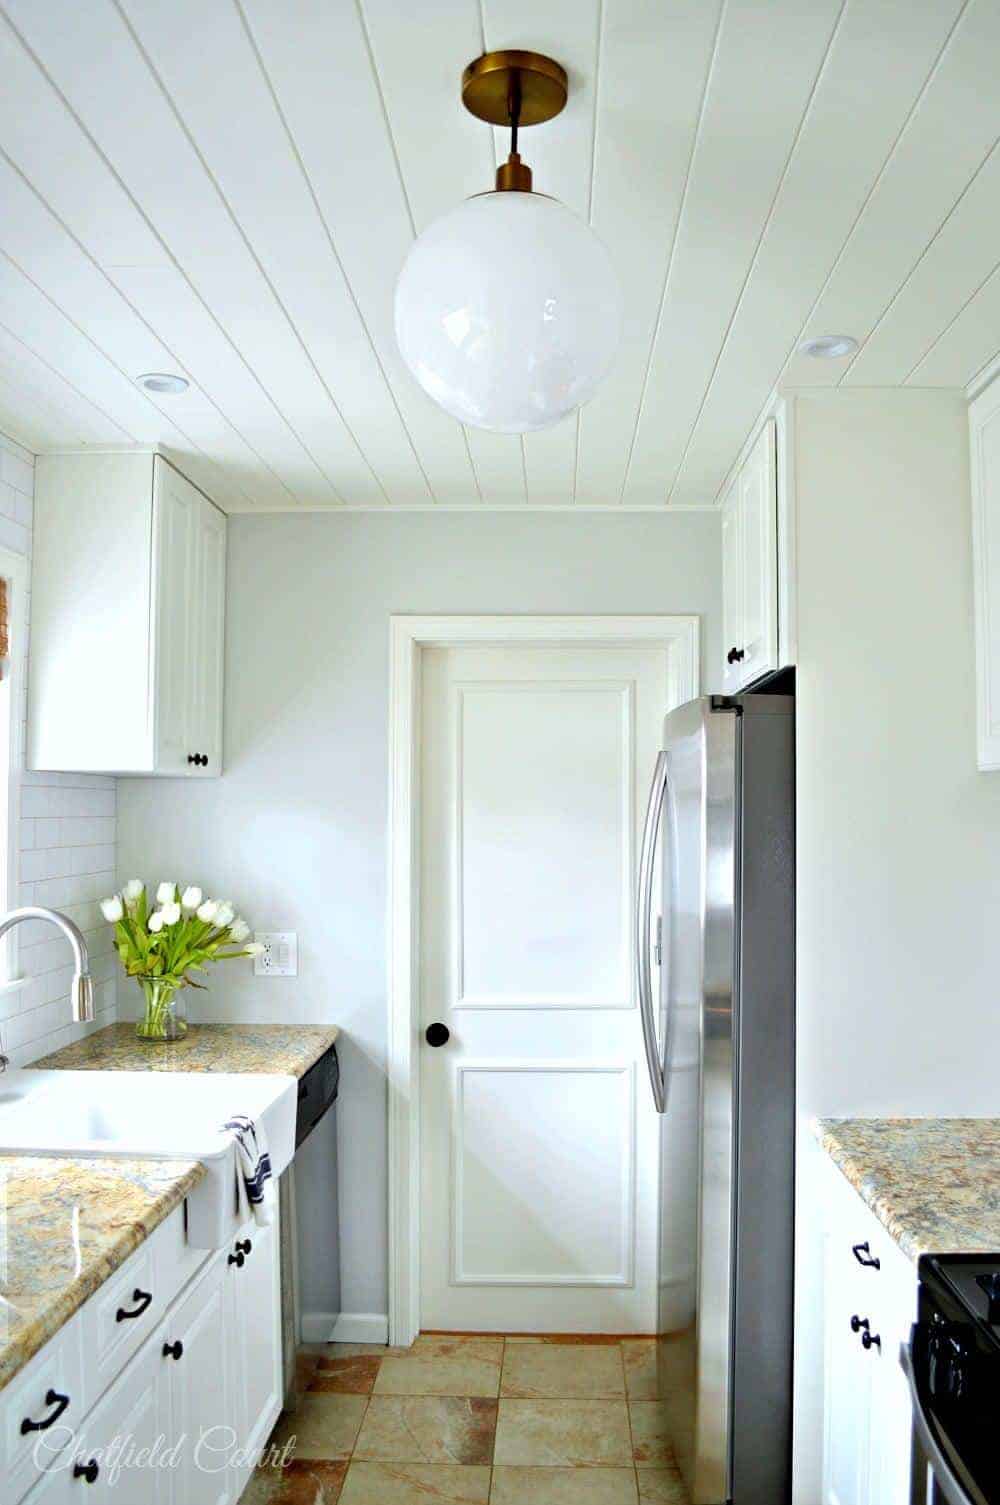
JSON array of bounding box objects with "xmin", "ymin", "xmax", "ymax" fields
[{"xmin": 100, "ymin": 880, "xmax": 263, "ymax": 1040}]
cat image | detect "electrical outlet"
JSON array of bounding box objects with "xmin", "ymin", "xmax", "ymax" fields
[{"xmin": 253, "ymin": 932, "xmax": 298, "ymax": 977}]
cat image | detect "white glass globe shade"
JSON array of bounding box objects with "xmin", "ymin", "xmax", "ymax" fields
[{"xmin": 395, "ymin": 192, "xmax": 622, "ymax": 433}]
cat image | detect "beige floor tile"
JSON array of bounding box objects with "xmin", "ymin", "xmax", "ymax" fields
[
  {"xmin": 500, "ymin": 1342, "xmax": 625, "ymax": 1399},
  {"xmin": 375, "ymin": 1350, "xmax": 501, "ymax": 1397},
  {"xmin": 629, "ymin": 1401, "xmax": 672, "ymax": 1465},
  {"xmin": 353, "ymin": 1396, "xmax": 497, "ymax": 1464},
  {"xmin": 491, "ymin": 1465, "xmax": 639, "ymax": 1504},
  {"xmin": 267, "ymin": 1393, "xmax": 369, "ymax": 1461},
  {"xmin": 636, "ymin": 1462, "xmax": 688, "ymax": 1502},
  {"xmin": 504, "ymin": 1334, "xmax": 623, "ymax": 1345},
  {"xmin": 412, "ymin": 1336, "xmax": 504, "ymax": 1361},
  {"xmin": 493, "ymin": 1399, "xmax": 632, "ymax": 1466},
  {"xmin": 339, "ymin": 1462, "xmax": 491, "ymax": 1504},
  {"xmin": 622, "ymin": 1341, "xmax": 658, "ymax": 1400},
  {"xmin": 310, "ymin": 1356, "xmax": 381, "ymax": 1395},
  {"xmin": 322, "ymin": 1343, "xmax": 406, "ymax": 1357},
  {"xmin": 239, "ymin": 1459, "xmax": 348, "ymax": 1504}
]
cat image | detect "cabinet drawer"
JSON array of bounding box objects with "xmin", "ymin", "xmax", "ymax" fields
[
  {"xmin": 2, "ymin": 1317, "xmax": 84, "ymax": 1505},
  {"xmin": 83, "ymin": 1241, "xmax": 159, "ymax": 1402}
]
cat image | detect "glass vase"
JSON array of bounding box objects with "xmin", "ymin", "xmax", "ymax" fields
[{"xmin": 135, "ymin": 977, "xmax": 187, "ymax": 1041}]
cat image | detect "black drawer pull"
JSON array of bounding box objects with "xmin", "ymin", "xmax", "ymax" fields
[
  {"xmin": 236, "ymin": 1238, "xmax": 252, "ymax": 1256},
  {"xmin": 21, "ymin": 1389, "xmax": 70, "ymax": 1434},
  {"xmin": 162, "ymin": 1340, "xmax": 183, "ymax": 1361},
  {"xmin": 116, "ymin": 1287, "xmax": 152, "ymax": 1322},
  {"xmin": 73, "ymin": 1460, "xmax": 99, "ymax": 1484},
  {"xmin": 228, "ymin": 1251, "xmax": 245, "ymax": 1268},
  {"xmin": 852, "ymin": 1241, "xmax": 880, "ymax": 1269}
]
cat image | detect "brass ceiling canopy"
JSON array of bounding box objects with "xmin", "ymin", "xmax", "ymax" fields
[{"xmin": 461, "ymin": 50, "xmax": 568, "ymax": 193}]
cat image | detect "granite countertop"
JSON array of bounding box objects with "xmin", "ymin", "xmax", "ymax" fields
[
  {"xmin": 32, "ymin": 1022, "xmax": 339, "ymax": 1078},
  {"xmin": 815, "ymin": 1117, "xmax": 1000, "ymax": 1263},
  {"xmin": 0, "ymin": 1154, "xmax": 204, "ymax": 1390}
]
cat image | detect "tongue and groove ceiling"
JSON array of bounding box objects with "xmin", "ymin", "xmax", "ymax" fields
[{"xmin": 0, "ymin": 0, "xmax": 998, "ymax": 512}]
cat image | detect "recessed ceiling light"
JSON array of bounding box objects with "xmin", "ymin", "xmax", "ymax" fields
[
  {"xmin": 136, "ymin": 372, "xmax": 189, "ymax": 394},
  {"xmin": 798, "ymin": 334, "xmax": 859, "ymax": 360}
]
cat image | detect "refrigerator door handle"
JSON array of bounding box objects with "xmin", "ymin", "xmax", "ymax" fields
[{"xmin": 636, "ymin": 750, "xmax": 668, "ymax": 1114}]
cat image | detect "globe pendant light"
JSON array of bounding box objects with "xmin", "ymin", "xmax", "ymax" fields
[{"xmin": 394, "ymin": 50, "xmax": 622, "ymax": 434}]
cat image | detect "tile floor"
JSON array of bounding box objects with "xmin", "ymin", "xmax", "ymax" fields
[{"xmin": 240, "ymin": 1335, "xmax": 688, "ymax": 1504}]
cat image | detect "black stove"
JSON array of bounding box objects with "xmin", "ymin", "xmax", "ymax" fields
[{"xmin": 910, "ymin": 1254, "xmax": 1000, "ymax": 1505}]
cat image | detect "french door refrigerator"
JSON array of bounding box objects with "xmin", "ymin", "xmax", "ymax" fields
[{"xmin": 636, "ymin": 692, "xmax": 794, "ymax": 1505}]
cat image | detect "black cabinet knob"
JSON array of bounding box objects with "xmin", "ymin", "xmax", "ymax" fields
[
  {"xmin": 228, "ymin": 1251, "xmax": 245, "ymax": 1268},
  {"xmin": 162, "ymin": 1340, "xmax": 183, "ymax": 1361},
  {"xmin": 236, "ymin": 1238, "xmax": 252, "ymax": 1256},
  {"xmin": 187, "ymin": 753, "xmax": 198, "ymax": 765},
  {"xmin": 73, "ymin": 1460, "xmax": 100, "ymax": 1484},
  {"xmin": 188, "ymin": 753, "xmax": 209, "ymax": 767},
  {"xmin": 861, "ymin": 1329, "xmax": 881, "ymax": 1352},
  {"xmin": 850, "ymin": 1314, "xmax": 869, "ymax": 1334},
  {"xmin": 425, "ymin": 1023, "xmax": 450, "ymax": 1048},
  {"xmin": 726, "ymin": 647, "xmax": 746, "ymax": 665}
]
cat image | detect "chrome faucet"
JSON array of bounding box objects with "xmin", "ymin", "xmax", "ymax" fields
[{"xmin": 0, "ymin": 907, "xmax": 95, "ymax": 1026}]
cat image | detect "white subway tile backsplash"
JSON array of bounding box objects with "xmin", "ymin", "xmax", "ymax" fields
[{"xmin": 0, "ymin": 433, "xmax": 117, "ymax": 1058}]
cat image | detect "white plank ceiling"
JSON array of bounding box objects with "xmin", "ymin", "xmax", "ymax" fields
[{"xmin": 0, "ymin": 0, "xmax": 998, "ymax": 510}]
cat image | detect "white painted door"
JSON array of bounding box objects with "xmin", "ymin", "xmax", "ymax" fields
[
  {"xmin": 165, "ymin": 1252, "xmax": 232, "ymax": 1505},
  {"xmin": 186, "ymin": 493, "xmax": 226, "ymax": 775},
  {"xmin": 736, "ymin": 419, "xmax": 778, "ymax": 688},
  {"xmin": 721, "ymin": 476, "xmax": 743, "ymax": 694},
  {"xmin": 71, "ymin": 1333, "xmax": 170, "ymax": 1505},
  {"xmin": 227, "ymin": 1219, "xmax": 281, "ymax": 1482},
  {"xmin": 153, "ymin": 458, "xmax": 196, "ymax": 775},
  {"xmin": 419, "ymin": 642, "xmax": 670, "ymax": 1333}
]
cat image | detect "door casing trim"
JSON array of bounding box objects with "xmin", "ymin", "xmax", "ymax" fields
[{"xmin": 387, "ymin": 613, "xmax": 700, "ymax": 1346}]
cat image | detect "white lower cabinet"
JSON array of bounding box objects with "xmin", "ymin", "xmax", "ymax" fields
[
  {"xmin": 16, "ymin": 1207, "xmax": 282, "ymax": 1505},
  {"xmin": 163, "ymin": 1250, "xmax": 232, "ymax": 1505},
  {"xmin": 822, "ymin": 1164, "xmax": 918, "ymax": 1505},
  {"xmin": 227, "ymin": 1219, "xmax": 281, "ymax": 1487}
]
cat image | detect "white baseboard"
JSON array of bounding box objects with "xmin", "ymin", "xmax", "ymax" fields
[{"xmin": 300, "ymin": 1311, "xmax": 389, "ymax": 1346}]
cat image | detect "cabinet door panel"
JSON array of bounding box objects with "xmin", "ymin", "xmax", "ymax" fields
[
  {"xmin": 823, "ymin": 1241, "xmax": 871, "ymax": 1505},
  {"xmin": 70, "ymin": 1329, "xmax": 170, "ymax": 1505},
  {"xmin": 721, "ymin": 477, "xmax": 743, "ymax": 694},
  {"xmin": 228, "ymin": 1219, "xmax": 281, "ymax": 1494},
  {"xmin": 152, "ymin": 459, "xmax": 196, "ymax": 774},
  {"xmin": 165, "ymin": 1253, "xmax": 233, "ymax": 1505},
  {"xmin": 738, "ymin": 419, "xmax": 778, "ymax": 687},
  {"xmin": 187, "ymin": 497, "xmax": 226, "ymax": 776}
]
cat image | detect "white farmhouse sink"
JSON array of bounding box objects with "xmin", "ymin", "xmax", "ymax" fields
[{"xmin": 0, "ymin": 1069, "xmax": 297, "ymax": 1247}]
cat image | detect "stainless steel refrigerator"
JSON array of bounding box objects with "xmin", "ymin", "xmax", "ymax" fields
[{"xmin": 636, "ymin": 691, "xmax": 794, "ymax": 1505}]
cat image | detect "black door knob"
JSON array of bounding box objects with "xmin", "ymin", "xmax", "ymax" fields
[
  {"xmin": 73, "ymin": 1460, "xmax": 99, "ymax": 1484},
  {"xmin": 162, "ymin": 1340, "xmax": 183, "ymax": 1361},
  {"xmin": 726, "ymin": 647, "xmax": 746, "ymax": 665},
  {"xmin": 236, "ymin": 1238, "xmax": 252, "ymax": 1256},
  {"xmin": 425, "ymin": 1023, "xmax": 450, "ymax": 1048},
  {"xmin": 228, "ymin": 1251, "xmax": 245, "ymax": 1268}
]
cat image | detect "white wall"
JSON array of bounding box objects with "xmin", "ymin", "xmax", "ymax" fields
[
  {"xmin": 0, "ymin": 431, "xmax": 117, "ymax": 1066},
  {"xmin": 117, "ymin": 508, "xmax": 722, "ymax": 1331},
  {"xmin": 791, "ymin": 389, "xmax": 1000, "ymax": 1500}
]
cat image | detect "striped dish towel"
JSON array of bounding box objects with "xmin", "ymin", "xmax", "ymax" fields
[{"xmin": 223, "ymin": 1113, "xmax": 275, "ymax": 1227}]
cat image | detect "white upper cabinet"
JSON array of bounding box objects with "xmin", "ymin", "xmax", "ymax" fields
[
  {"xmin": 28, "ymin": 452, "xmax": 226, "ymax": 777},
  {"xmin": 969, "ymin": 377, "xmax": 1000, "ymax": 770},
  {"xmin": 720, "ymin": 418, "xmax": 781, "ymax": 691}
]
